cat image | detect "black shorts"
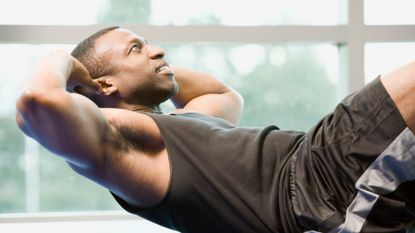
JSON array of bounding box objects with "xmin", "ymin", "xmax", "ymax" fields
[{"xmin": 290, "ymin": 77, "xmax": 407, "ymax": 232}]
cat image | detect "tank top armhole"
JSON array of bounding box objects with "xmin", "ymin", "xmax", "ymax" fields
[
  {"xmin": 108, "ymin": 143, "xmax": 174, "ymax": 213},
  {"xmin": 107, "ymin": 114, "xmax": 176, "ymax": 214}
]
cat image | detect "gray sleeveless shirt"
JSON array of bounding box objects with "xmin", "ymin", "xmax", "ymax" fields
[{"xmin": 111, "ymin": 112, "xmax": 305, "ymax": 233}]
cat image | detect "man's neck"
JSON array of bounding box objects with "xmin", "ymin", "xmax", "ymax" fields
[
  {"xmin": 126, "ymin": 104, "xmax": 163, "ymax": 114},
  {"xmin": 95, "ymin": 95, "xmax": 163, "ymax": 114}
]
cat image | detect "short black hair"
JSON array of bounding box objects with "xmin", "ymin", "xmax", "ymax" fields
[{"xmin": 71, "ymin": 26, "xmax": 120, "ymax": 79}]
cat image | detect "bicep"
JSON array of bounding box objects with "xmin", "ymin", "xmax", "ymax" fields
[{"xmin": 16, "ymin": 89, "xmax": 110, "ymax": 168}]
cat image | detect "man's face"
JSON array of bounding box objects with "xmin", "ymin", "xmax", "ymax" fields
[{"xmin": 94, "ymin": 28, "xmax": 178, "ymax": 106}]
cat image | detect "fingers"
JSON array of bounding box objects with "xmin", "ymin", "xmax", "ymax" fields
[
  {"xmin": 90, "ymin": 79, "xmax": 104, "ymax": 94},
  {"xmin": 73, "ymin": 85, "xmax": 97, "ymax": 97},
  {"xmin": 67, "ymin": 56, "xmax": 104, "ymax": 96},
  {"xmin": 72, "ymin": 80, "xmax": 103, "ymax": 97},
  {"xmin": 68, "ymin": 78, "xmax": 103, "ymax": 97}
]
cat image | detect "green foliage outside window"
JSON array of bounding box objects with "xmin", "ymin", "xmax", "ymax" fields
[{"xmin": 0, "ymin": 116, "xmax": 25, "ymax": 212}]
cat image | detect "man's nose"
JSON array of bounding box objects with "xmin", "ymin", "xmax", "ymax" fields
[{"xmin": 148, "ymin": 45, "xmax": 165, "ymax": 59}]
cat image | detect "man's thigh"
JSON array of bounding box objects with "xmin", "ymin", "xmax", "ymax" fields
[
  {"xmin": 381, "ymin": 61, "xmax": 415, "ymax": 133},
  {"xmin": 291, "ymin": 77, "xmax": 407, "ymax": 231}
]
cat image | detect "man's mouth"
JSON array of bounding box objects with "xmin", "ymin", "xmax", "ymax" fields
[{"xmin": 156, "ymin": 63, "xmax": 174, "ymax": 74}]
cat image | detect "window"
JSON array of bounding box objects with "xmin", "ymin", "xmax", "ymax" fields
[
  {"xmin": 365, "ymin": 0, "xmax": 415, "ymax": 25},
  {"xmin": 365, "ymin": 43, "xmax": 415, "ymax": 83},
  {"xmin": 0, "ymin": 0, "xmax": 341, "ymax": 25},
  {"xmin": 148, "ymin": 0, "xmax": 341, "ymax": 25},
  {"xmin": 163, "ymin": 43, "xmax": 339, "ymax": 129},
  {"xmin": 0, "ymin": 0, "xmax": 103, "ymax": 25},
  {"xmin": 1, "ymin": 0, "xmax": 415, "ymax": 232}
]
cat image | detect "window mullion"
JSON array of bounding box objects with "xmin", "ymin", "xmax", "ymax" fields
[
  {"xmin": 24, "ymin": 137, "xmax": 40, "ymax": 212},
  {"xmin": 345, "ymin": 0, "xmax": 365, "ymax": 93}
]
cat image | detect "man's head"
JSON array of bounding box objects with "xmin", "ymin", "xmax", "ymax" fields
[{"xmin": 71, "ymin": 26, "xmax": 178, "ymax": 111}]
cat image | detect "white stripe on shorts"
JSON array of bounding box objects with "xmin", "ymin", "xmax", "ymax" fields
[{"xmin": 336, "ymin": 128, "xmax": 415, "ymax": 233}]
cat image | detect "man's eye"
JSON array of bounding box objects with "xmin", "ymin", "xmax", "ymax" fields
[{"xmin": 130, "ymin": 44, "xmax": 141, "ymax": 52}]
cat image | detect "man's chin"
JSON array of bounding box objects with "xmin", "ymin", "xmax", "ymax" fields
[{"xmin": 157, "ymin": 84, "xmax": 179, "ymax": 104}]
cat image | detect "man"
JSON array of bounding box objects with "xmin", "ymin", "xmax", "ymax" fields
[{"xmin": 15, "ymin": 26, "xmax": 415, "ymax": 232}]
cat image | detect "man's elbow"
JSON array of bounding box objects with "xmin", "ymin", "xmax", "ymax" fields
[
  {"xmin": 16, "ymin": 89, "xmax": 46, "ymax": 115},
  {"xmin": 15, "ymin": 89, "xmax": 57, "ymax": 134},
  {"xmin": 235, "ymin": 90, "xmax": 244, "ymax": 109},
  {"xmin": 229, "ymin": 88, "xmax": 244, "ymax": 110},
  {"xmin": 15, "ymin": 90, "xmax": 42, "ymax": 137},
  {"xmin": 226, "ymin": 90, "xmax": 244, "ymax": 125},
  {"xmin": 17, "ymin": 88, "xmax": 64, "ymax": 112}
]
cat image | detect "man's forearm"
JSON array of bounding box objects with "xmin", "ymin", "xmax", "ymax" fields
[
  {"xmin": 24, "ymin": 50, "xmax": 74, "ymax": 93},
  {"xmin": 24, "ymin": 50, "xmax": 100, "ymax": 97},
  {"xmin": 170, "ymin": 66, "xmax": 232, "ymax": 108},
  {"xmin": 16, "ymin": 50, "xmax": 107, "ymax": 167}
]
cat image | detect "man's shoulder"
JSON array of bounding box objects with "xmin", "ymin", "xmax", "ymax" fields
[{"xmin": 97, "ymin": 108, "xmax": 164, "ymax": 147}]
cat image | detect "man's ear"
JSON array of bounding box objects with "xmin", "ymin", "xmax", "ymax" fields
[{"xmin": 96, "ymin": 76, "xmax": 118, "ymax": 96}]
